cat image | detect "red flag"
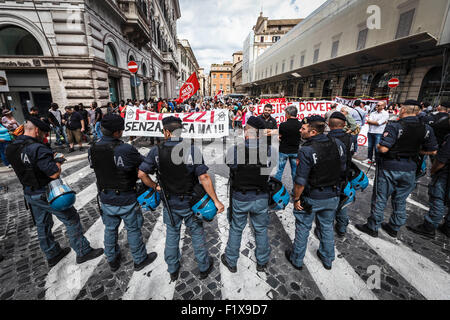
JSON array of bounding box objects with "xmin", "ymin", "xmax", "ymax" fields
[
  {"xmin": 214, "ymin": 90, "xmax": 224, "ymax": 102},
  {"xmin": 175, "ymin": 72, "xmax": 200, "ymax": 104}
]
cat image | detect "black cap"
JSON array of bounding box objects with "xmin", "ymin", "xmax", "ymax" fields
[
  {"xmin": 403, "ymin": 100, "xmax": 421, "ymax": 107},
  {"xmin": 440, "ymin": 102, "xmax": 450, "ymax": 109},
  {"xmin": 304, "ymin": 115, "xmax": 326, "ymax": 124},
  {"xmin": 162, "ymin": 116, "xmax": 182, "ymax": 126},
  {"xmin": 329, "ymin": 112, "xmax": 347, "ymax": 122},
  {"xmin": 354, "ymin": 100, "xmax": 361, "ymax": 106},
  {"xmin": 246, "ymin": 116, "xmax": 266, "ymax": 130},
  {"xmin": 101, "ymin": 114, "xmax": 125, "ymax": 132},
  {"xmin": 28, "ymin": 116, "xmax": 51, "ymax": 132}
]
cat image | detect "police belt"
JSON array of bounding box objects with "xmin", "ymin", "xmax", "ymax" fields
[
  {"xmin": 231, "ymin": 187, "xmax": 268, "ymax": 195},
  {"xmin": 100, "ymin": 186, "xmax": 137, "ymax": 195},
  {"xmin": 165, "ymin": 193, "xmax": 193, "ymax": 202}
]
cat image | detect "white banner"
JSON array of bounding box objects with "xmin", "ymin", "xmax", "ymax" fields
[
  {"xmin": 124, "ymin": 107, "xmax": 229, "ymax": 138},
  {"xmin": 256, "ymin": 101, "xmax": 334, "ymax": 126},
  {"xmin": 335, "ymin": 96, "xmax": 389, "ymax": 112}
]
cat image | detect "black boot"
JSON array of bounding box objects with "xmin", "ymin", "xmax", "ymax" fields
[
  {"xmin": 199, "ymin": 257, "xmax": 214, "ymax": 280},
  {"xmin": 438, "ymin": 224, "xmax": 450, "ymax": 238},
  {"xmin": 381, "ymin": 222, "xmax": 398, "ymax": 238},
  {"xmin": 134, "ymin": 252, "xmax": 157, "ymax": 271},
  {"xmin": 285, "ymin": 250, "xmax": 303, "ymax": 271},
  {"xmin": 48, "ymin": 247, "xmax": 71, "ymax": 267},
  {"xmin": 407, "ymin": 222, "xmax": 436, "ymax": 239},
  {"xmin": 355, "ymin": 223, "xmax": 379, "ymax": 238},
  {"xmin": 109, "ymin": 252, "xmax": 122, "ymax": 272},
  {"xmin": 221, "ymin": 254, "xmax": 237, "ymax": 273},
  {"xmin": 170, "ymin": 265, "xmax": 181, "ymax": 282}
]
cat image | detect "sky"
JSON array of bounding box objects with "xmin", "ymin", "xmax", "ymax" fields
[{"xmin": 177, "ymin": 0, "xmax": 328, "ymax": 73}]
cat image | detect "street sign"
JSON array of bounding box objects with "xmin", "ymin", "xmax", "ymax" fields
[
  {"xmin": 131, "ymin": 76, "xmax": 141, "ymax": 87},
  {"xmin": 128, "ymin": 61, "xmax": 139, "ymax": 74},
  {"xmin": 388, "ymin": 78, "xmax": 400, "ymax": 88}
]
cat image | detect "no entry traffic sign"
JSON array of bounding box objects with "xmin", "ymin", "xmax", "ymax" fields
[
  {"xmin": 388, "ymin": 78, "xmax": 400, "ymax": 88},
  {"xmin": 128, "ymin": 61, "xmax": 139, "ymax": 74}
]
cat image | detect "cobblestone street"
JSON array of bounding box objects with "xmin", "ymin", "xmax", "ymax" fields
[{"xmin": 0, "ymin": 140, "xmax": 449, "ymax": 300}]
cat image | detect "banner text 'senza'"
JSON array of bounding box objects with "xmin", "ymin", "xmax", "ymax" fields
[{"xmin": 124, "ymin": 108, "xmax": 229, "ymax": 138}]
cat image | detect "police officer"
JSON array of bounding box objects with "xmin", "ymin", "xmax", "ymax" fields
[
  {"xmin": 327, "ymin": 112, "xmax": 355, "ymax": 237},
  {"xmin": 221, "ymin": 116, "xmax": 272, "ymax": 273},
  {"xmin": 89, "ymin": 114, "xmax": 157, "ymax": 272},
  {"xmin": 6, "ymin": 118, "xmax": 103, "ymax": 267},
  {"xmin": 138, "ymin": 117, "xmax": 224, "ymax": 281},
  {"xmin": 356, "ymin": 101, "xmax": 438, "ymax": 238},
  {"xmin": 285, "ymin": 116, "xmax": 347, "ymax": 271},
  {"xmin": 408, "ymin": 128, "xmax": 450, "ymax": 239},
  {"xmin": 427, "ymin": 102, "xmax": 450, "ymax": 147}
]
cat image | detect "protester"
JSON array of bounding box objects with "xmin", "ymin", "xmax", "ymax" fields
[
  {"xmin": 2, "ymin": 109, "xmax": 19, "ymax": 131},
  {"xmin": 365, "ymin": 101, "xmax": 389, "ymax": 165},
  {"xmin": 63, "ymin": 106, "xmax": 85, "ymax": 153}
]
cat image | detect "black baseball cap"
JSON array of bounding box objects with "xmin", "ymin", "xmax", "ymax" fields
[
  {"xmin": 329, "ymin": 112, "xmax": 347, "ymax": 122},
  {"xmin": 162, "ymin": 116, "xmax": 182, "ymax": 126},
  {"xmin": 304, "ymin": 115, "xmax": 326, "ymax": 123},
  {"xmin": 101, "ymin": 114, "xmax": 125, "ymax": 132},
  {"xmin": 28, "ymin": 116, "xmax": 51, "ymax": 132}
]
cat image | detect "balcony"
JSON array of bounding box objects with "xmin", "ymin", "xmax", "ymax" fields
[{"xmin": 119, "ymin": 0, "xmax": 152, "ymax": 49}]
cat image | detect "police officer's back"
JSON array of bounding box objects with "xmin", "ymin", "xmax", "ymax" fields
[
  {"xmin": 89, "ymin": 114, "xmax": 157, "ymax": 272},
  {"xmin": 222, "ymin": 116, "xmax": 272, "ymax": 273},
  {"xmin": 356, "ymin": 101, "xmax": 438, "ymax": 238},
  {"xmin": 138, "ymin": 117, "xmax": 224, "ymax": 281},
  {"xmin": 286, "ymin": 116, "xmax": 347, "ymax": 271},
  {"xmin": 6, "ymin": 118, "xmax": 103, "ymax": 267}
]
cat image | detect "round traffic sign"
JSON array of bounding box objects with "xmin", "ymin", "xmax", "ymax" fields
[
  {"xmin": 388, "ymin": 78, "xmax": 400, "ymax": 88},
  {"xmin": 128, "ymin": 61, "xmax": 139, "ymax": 74}
]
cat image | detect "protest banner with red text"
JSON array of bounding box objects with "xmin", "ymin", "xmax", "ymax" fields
[
  {"xmin": 123, "ymin": 107, "xmax": 229, "ymax": 138},
  {"xmin": 260, "ymin": 98, "xmax": 286, "ymax": 104}
]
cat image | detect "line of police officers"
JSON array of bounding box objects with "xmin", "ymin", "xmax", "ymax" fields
[{"xmin": 2, "ymin": 99, "xmax": 449, "ymax": 281}]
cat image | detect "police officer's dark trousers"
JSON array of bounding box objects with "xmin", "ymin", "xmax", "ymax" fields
[
  {"xmin": 24, "ymin": 193, "xmax": 92, "ymax": 260},
  {"xmin": 425, "ymin": 173, "xmax": 450, "ymax": 230}
]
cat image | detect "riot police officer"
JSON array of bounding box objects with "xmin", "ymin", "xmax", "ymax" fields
[
  {"xmin": 327, "ymin": 112, "xmax": 355, "ymax": 237},
  {"xmin": 286, "ymin": 116, "xmax": 347, "ymax": 271},
  {"xmin": 356, "ymin": 101, "xmax": 438, "ymax": 238},
  {"xmin": 6, "ymin": 118, "xmax": 103, "ymax": 267},
  {"xmin": 221, "ymin": 116, "xmax": 272, "ymax": 273},
  {"xmin": 138, "ymin": 116, "xmax": 224, "ymax": 281},
  {"xmin": 408, "ymin": 129, "xmax": 450, "ymax": 239},
  {"xmin": 89, "ymin": 114, "xmax": 157, "ymax": 272}
]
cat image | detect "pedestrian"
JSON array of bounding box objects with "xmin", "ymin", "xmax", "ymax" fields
[
  {"xmin": 286, "ymin": 116, "xmax": 346, "ymax": 271},
  {"xmin": 356, "ymin": 101, "xmax": 438, "ymax": 239},
  {"xmin": 353, "ymin": 100, "xmax": 368, "ymax": 153},
  {"xmin": 327, "ymin": 112, "xmax": 356, "ymax": 237},
  {"xmin": 222, "ymin": 116, "xmax": 272, "ymax": 273},
  {"xmin": 233, "ymin": 105, "xmax": 243, "ymax": 129},
  {"xmin": 63, "ymin": 106, "xmax": 85, "ymax": 153},
  {"xmin": 364, "ymin": 101, "xmax": 389, "ymax": 165},
  {"xmin": 119, "ymin": 101, "xmax": 127, "ymax": 118},
  {"xmin": 408, "ymin": 125, "xmax": 450, "ymax": 239},
  {"xmin": 275, "ymin": 106, "xmax": 301, "ymax": 190},
  {"xmin": 89, "ymin": 114, "xmax": 157, "ymax": 272},
  {"xmin": 0, "ymin": 121, "xmax": 12, "ymax": 167},
  {"xmin": 137, "ymin": 116, "xmax": 224, "ymax": 281},
  {"xmin": 6, "ymin": 118, "xmax": 103, "ymax": 267},
  {"xmin": 91, "ymin": 102, "xmax": 103, "ymax": 142},
  {"xmin": 48, "ymin": 103, "xmax": 68, "ymax": 147}
]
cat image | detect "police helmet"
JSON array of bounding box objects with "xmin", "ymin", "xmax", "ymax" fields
[
  {"xmin": 138, "ymin": 188, "xmax": 161, "ymax": 211},
  {"xmin": 46, "ymin": 179, "xmax": 76, "ymax": 211},
  {"xmin": 268, "ymin": 177, "xmax": 290, "ymax": 210},
  {"xmin": 339, "ymin": 182, "xmax": 356, "ymax": 210},
  {"xmin": 349, "ymin": 162, "xmax": 369, "ymax": 191},
  {"xmin": 191, "ymin": 184, "xmax": 217, "ymax": 222}
]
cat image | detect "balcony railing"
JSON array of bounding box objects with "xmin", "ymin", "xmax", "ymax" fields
[{"xmin": 118, "ymin": 0, "xmax": 152, "ymax": 49}]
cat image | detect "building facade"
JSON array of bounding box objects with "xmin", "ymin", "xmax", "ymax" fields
[
  {"xmin": 232, "ymin": 51, "xmax": 244, "ymax": 93},
  {"xmin": 241, "ymin": 0, "xmax": 450, "ymax": 105},
  {"xmin": 0, "ymin": 0, "xmax": 181, "ymax": 123},
  {"xmin": 176, "ymin": 38, "xmax": 200, "ymax": 96},
  {"xmin": 241, "ymin": 13, "xmax": 302, "ymax": 87},
  {"xmin": 197, "ymin": 67, "xmax": 209, "ymax": 97},
  {"xmin": 209, "ymin": 62, "xmax": 232, "ymax": 97}
]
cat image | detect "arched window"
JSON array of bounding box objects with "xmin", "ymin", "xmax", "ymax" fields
[
  {"xmin": 419, "ymin": 67, "xmax": 450, "ymax": 105},
  {"xmin": 0, "ymin": 25, "xmax": 43, "ymax": 56},
  {"xmin": 322, "ymin": 79, "xmax": 333, "ymax": 99},
  {"xmin": 369, "ymin": 72, "xmax": 390, "ymax": 98},
  {"xmin": 342, "ymin": 75, "xmax": 357, "ymax": 97},
  {"xmin": 105, "ymin": 43, "xmax": 118, "ymax": 67}
]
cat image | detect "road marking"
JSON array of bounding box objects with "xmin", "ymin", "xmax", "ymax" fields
[
  {"xmin": 349, "ymin": 224, "xmax": 450, "ymax": 300},
  {"xmin": 45, "ymin": 218, "xmax": 124, "ymax": 300},
  {"xmin": 215, "ymin": 175, "xmax": 272, "ymax": 300},
  {"xmin": 63, "ymin": 165, "xmax": 93, "ymax": 187},
  {"xmin": 123, "ymin": 211, "xmax": 186, "ymax": 300},
  {"xmin": 276, "ymin": 203, "xmax": 378, "ymax": 300},
  {"xmin": 353, "ymin": 159, "xmax": 430, "ymax": 212}
]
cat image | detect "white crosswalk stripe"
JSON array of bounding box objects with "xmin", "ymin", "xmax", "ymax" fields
[{"xmin": 215, "ymin": 175, "xmax": 273, "ymax": 300}]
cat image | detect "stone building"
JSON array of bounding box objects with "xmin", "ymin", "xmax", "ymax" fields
[
  {"xmin": 209, "ymin": 62, "xmax": 232, "ymax": 97},
  {"xmin": 0, "ymin": 0, "xmax": 181, "ymax": 123},
  {"xmin": 176, "ymin": 38, "xmax": 200, "ymax": 97},
  {"xmin": 197, "ymin": 67, "xmax": 209, "ymax": 97},
  {"xmin": 242, "ymin": 13, "xmax": 302, "ymax": 86},
  {"xmin": 241, "ymin": 0, "xmax": 450, "ymax": 105}
]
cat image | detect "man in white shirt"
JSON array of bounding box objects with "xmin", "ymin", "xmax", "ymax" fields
[
  {"xmin": 365, "ymin": 101, "xmax": 389, "ymax": 164},
  {"xmin": 244, "ymin": 103, "xmax": 256, "ymax": 125}
]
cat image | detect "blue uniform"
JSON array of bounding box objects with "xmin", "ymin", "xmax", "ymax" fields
[
  {"xmin": 367, "ymin": 116, "xmax": 438, "ymax": 232},
  {"xmin": 224, "ymin": 139, "xmax": 272, "ymax": 268},
  {"xmin": 139, "ymin": 139, "xmax": 211, "ymax": 274},
  {"xmin": 9, "ymin": 136, "xmax": 93, "ymax": 260},
  {"xmin": 88, "ymin": 136, "xmax": 147, "ymax": 264},
  {"xmin": 291, "ymin": 134, "xmax": 347, "ymax": 268},
  {"xmin": 424, "ymin": 134, "xmax": 450, "ymax": 231}
]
